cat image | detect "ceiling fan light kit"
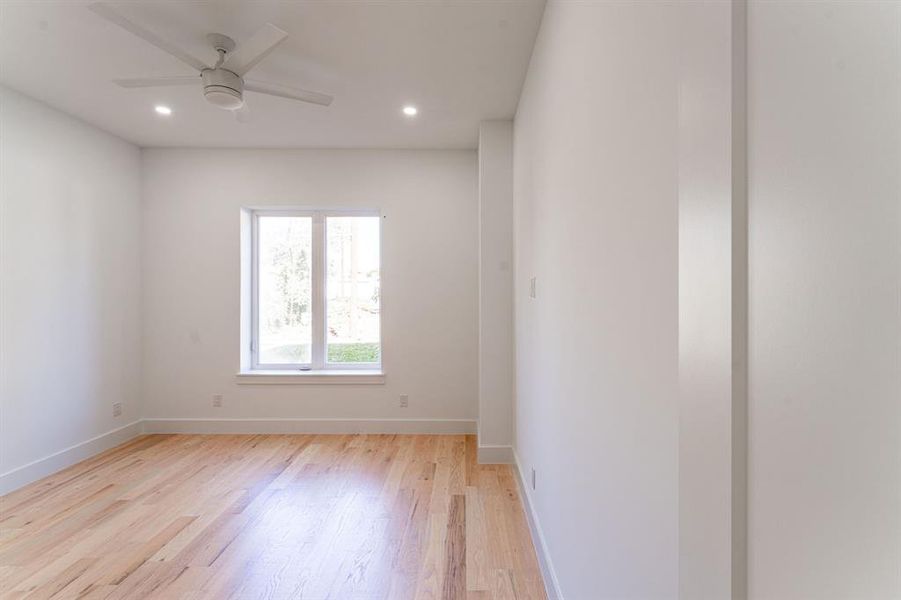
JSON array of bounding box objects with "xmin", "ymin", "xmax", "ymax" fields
[
  {"xmin": 88, "ymin": 3, "xmax": 333, "ymax": 114},
  {"xmin": 202, "ymin": 68, "xmax": 244, "ymax": 110}
]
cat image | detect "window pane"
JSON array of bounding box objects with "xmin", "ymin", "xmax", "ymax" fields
[
  {"xmin": 326, "ymin": 216, "xmax": 380, "ymax": 363},
  {"xmin": 258, "ymin": 216, "xmax": 312, "ymax": 364}
]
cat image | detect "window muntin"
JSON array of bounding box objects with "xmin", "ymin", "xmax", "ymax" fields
[{"xmin": 251, "ymin": 209, "xmax": 380, "ymax": 371}]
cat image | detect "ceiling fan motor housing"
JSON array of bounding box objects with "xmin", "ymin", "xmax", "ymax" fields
[{"xmin": 202, "ymin": 68, "xmax": 244, "ymax": 110}]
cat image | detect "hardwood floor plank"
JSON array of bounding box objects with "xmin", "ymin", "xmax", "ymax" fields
[
  {"xmin": 442, "ymin": 494, "xmax": 466, "ymax": 600},
  {"xmin": 0, "ymin": 435, "xmax": 545, "ymax": 600},
  {"xmin": 464, "ymin": 485, "xmax": 490, "ymax": 593},
  {"xmin": 412, "ymin": 512, "xmax": 448, "ymax": 600}
]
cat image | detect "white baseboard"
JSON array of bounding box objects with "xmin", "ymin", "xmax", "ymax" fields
[
  {"xmin": 513, "ymin": 450, "xmax": 565, "ymax": 600},
  {"xmin": 142, "ymin": 417, "xmax": 478, "ymax": 435},
  {"xmin": 478, "ymin": 444, "xmax": 514, "ymax": 464},
  {"xmin": 0, "ymin": 420, "xmax": 143, "ymax": 496}
]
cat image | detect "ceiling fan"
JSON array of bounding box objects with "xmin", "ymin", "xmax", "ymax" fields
[{"xmin": 88, "ymin": 3, "xmax": 333, "ymax": 113}]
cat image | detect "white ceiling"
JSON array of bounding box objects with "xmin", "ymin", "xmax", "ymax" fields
[{"xmin": 0, "ymin": 0, "xmax": 544, "ymax": 149}]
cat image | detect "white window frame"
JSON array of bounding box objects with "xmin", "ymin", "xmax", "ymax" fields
[{"xmin": 248, "ymin": 207, "xmax": 382, "ymax": 374}]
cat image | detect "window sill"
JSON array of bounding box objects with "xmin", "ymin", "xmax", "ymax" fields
[{"xmin": 235, "ymin": 370, "xmax": 385, "ymax": 385}]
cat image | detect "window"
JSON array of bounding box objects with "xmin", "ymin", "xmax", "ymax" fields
[{"xmin": 247, "ymin": 209, "xmax": 381, "ymax": 373}]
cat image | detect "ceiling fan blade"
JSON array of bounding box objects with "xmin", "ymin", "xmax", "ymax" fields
[
  {"xmin": 222, "ymin": 24, "xmax": 288, "ymax": 76},
  {"xmin": 89, "ymin": 3, "xmax": 208, "ymax": 72},
  {"xmin": 113, "ymin": 76, "xmax": 199, "ymax": 88},
  {"xmin": 244, "ymin": 80, "xmax": 333, "ymax": 107}
]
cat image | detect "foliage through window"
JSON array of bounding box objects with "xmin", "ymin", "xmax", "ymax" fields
[{"xmin": 251, "ymin": 210, "xmax": 381, "ymax": 370}]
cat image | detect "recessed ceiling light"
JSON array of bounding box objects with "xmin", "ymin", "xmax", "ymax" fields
[
  {"xmin": 402, "ymin": 105, "xmax": 418, "ymax": 117},
  {"xmin": 154, "ymin": 105, "xmax": 172, "ymax": 116}
]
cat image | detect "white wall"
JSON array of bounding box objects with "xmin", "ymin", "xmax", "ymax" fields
[
  {"xmin": 477, "ymin": 121, "xmax": 514, "ymax": 456},
  {"xmin": 515, "ymin": 2, "xmax": 900, "ymax": 598},
  {"xmin": 513, "ymin": 2, "xmax": 683, "ymax": 597},
  {"xmin": 141, "ymin": 149, "xmax": 478, "ymax": 425},
  {"xmin": 747, "ymin": 2, "xmax": 901, "ymax": 598},
  {"xmin": 677, "ymin": 2, "xmax": 746, "ymax": 598},
  {"xmin": 0, "ymin": 86, "xmax": 142, "ymax": 490}
]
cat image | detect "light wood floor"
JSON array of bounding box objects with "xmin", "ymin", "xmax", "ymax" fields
[{"xmin": 0, "ymin": 434, "xmax": 545, "ymax": 599}]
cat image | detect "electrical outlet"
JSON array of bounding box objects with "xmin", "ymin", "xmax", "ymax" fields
[
  {"xmin": 212, "ymin": 394, "xmax": 223, "ymax": 408},
  {"xmin": 529, "ymin": 277, "xmax": 537, "ymax": 299},
  {"xmin": 531, "ymin": 467, "xmax": 536, "ymax": 490},
  {"xmin": 112, "ymin": 402, "xmax": 122, "ymax": 418},
  {"xmin": 399, "ymin": 394, "xmax": 409, "ymax": 408}
]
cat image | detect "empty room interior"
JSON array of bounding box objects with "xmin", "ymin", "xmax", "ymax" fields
[{"xmin": 1, "ymin": 0, "xmax": 899, "ymax": 598}]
